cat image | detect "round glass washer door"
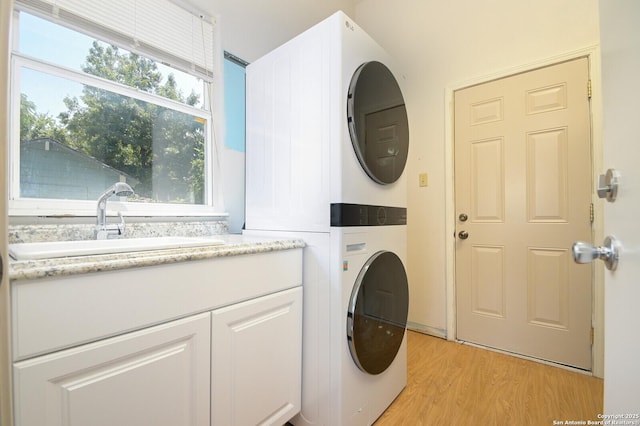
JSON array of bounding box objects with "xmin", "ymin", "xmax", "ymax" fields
[
  {"xmin": 347, "ymin": 250, "xmax": 409, "ymax": 375},
  {"xmin": 347, "ymin": 61, "xmax": 409, "ymax": 185}
]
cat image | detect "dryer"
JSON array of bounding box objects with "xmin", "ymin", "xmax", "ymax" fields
[{"xmin": 245, "ymin": 10, "xmax": 409, "ymax": 232}]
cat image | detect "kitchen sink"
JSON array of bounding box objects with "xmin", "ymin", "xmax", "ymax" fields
[{"xmin": 9, "ymin": 236, "xmax": 225, "ymax": 260}]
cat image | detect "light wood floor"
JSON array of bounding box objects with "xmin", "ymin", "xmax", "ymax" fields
[{"xmin": 374, "ymin": 331, "xmax": 603, "ymax": 425}]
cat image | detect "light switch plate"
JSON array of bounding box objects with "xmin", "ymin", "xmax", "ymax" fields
[{"xmin": 419, "ymin": 173, "xmax": 428, "ymax": 187}]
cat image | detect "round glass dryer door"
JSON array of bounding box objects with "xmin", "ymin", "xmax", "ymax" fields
[
  {"xmin": 347, "ymin": 61, "xmax": 409, "ymax": 184},
  {"xmin": 347, "ymin": 250, "xmax": 409, "ymax": 375}
]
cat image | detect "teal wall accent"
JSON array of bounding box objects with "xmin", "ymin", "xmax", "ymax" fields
[{"xmin": 224, "ymin": 59, "xmax": 246, "ymax": 152}]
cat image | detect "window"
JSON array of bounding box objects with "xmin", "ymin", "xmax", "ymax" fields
[
  {"xmin": 10, "ymin": 1, "xmax": 223, "ymax": 216},
  {"xmin": 223, "ymin": 52, "xmax": 247, "ymax": 153},
  {"xmin": 221, "ymin": 52, "xmax": 247, "ymax": 234}
]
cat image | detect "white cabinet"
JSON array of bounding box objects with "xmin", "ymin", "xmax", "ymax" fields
[
  {"xmin": 211, "ymin": 287, "xmax": 302, "ymax": 426},
  {"xmin": 10, "ymin": 246, "xmax": 304, "ymax": 426},
  {"xmin": 13, "ymin": 313, "xmax": 211, "ymax": 426}
]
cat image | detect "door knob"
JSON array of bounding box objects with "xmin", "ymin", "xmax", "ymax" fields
[
  {"xmin": 458, "ymin": 230, "xmax": 469, "ymax": 240},
  {"xmin": 572, "ymin": 236, "xmax": 620, "ymax": 271}
]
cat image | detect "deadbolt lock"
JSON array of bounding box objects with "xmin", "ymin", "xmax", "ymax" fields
[
  {"xmin": 597, "ymin": 169, "xmax": 620, "ymax": 202},
  {"xmin": 459, "ymin": 213, "xmax": 468, "ymax": 222}
]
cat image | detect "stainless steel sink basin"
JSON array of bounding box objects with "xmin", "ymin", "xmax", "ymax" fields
[{"xmin": 9, "ymin": 236, "xmax": 225, "ymax": 260}]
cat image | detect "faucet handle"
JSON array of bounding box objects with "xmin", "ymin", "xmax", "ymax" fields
[{"xmin": 115, "ymin": 212, "xmax": 126, "ymax": 236}]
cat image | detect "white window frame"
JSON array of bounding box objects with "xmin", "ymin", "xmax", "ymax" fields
[{"xmin": 9, "ymin": 4, "xmax": 226, "ymax": 218}]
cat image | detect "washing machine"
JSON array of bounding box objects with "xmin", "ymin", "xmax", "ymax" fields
[
  {"xmin": 244, "ymin": 10, "xmax": 410, "ymax": 425},
  {"xmin": 245, "ymin": 10, "xmax": 409, "ymax": 233},
  {"xmin": 245, "ymin": 220, "xmax": 408, "ymax": 426},
  {"xmin": 330, "ymin": 214, "xmax": 409, "ymax": 425}
]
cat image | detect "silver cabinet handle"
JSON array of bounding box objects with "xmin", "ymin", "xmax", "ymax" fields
[
  {"xmin": 597, "ymin": 169, "xmax": 620, "ymax": 202},
  {"xmin": 572, "ymin": 236, "xmax": 620, "ymax": 271}
]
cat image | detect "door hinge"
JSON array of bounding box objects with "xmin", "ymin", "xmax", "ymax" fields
[
  {"xmin": 587, "ymin": 79, "xmax": 592, "ymax": 99},
  {"xmin": 590, "ymin": 202, "xmax": 594, "ymax": 224}
]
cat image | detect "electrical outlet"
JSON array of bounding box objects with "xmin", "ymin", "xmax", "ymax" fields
[{"xmin": 419, "ymin": 173, "xmax": 428, "ymax": 187}]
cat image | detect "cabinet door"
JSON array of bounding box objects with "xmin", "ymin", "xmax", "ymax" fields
[
  {"xmin": 13, "ymin": 313, "xmax": 211, "ymax": 426},
  {"xmin": 212, "ymin": 287, "xmax": 302, "ymax": 426}
]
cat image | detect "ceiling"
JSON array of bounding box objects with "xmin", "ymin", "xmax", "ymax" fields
[{"xmin": 178, "ymin": 0, "xmax": 357, "ymax": 61}]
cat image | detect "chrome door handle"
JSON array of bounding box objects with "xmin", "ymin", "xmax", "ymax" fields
[
  {"xmin": 572, "ymin": 236, "xmax": 620, "ymax": 271},
  {"xmin": 458, "ymin": 230, "xmax": 469, "ymax": 240}
]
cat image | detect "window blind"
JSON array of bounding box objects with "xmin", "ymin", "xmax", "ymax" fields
[{"xmin": 15, "ymin": 0, "xmax": 216, "ymax": 80}]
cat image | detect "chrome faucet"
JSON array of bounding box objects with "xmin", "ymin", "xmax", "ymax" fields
[{"xmin": 96, "ymin": 182, "xmax": 135, "ymax": 240}]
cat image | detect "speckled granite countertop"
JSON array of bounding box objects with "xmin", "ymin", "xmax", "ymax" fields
[{"xmin": 9, "ymin": 234, "xmax": 305, "ymax": 281}]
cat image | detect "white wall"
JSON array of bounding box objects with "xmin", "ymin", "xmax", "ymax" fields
[{"xmin": 353, "ymin": 0, "xmax": 601, "ymax": 333}]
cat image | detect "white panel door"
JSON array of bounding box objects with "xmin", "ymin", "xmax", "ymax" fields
[
  {"xmin": 599, "ymin": 0, "xmax": 640, "ymax": 413},
  {"xmin": 211, "ymin": 287, "xmax": 302, "ymax": 426},
  {"xmin": 13, "ymin": 313, "xmax": 211, "ymax": 426},
  {"xmin": 455, "ymin": 58, "xmax": 593, "ymax": 369}
]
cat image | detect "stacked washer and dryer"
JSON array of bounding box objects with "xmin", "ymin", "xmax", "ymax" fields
[{"xmin": 244, "ymin": 11, "xmax": 410, "ymax": 426}]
